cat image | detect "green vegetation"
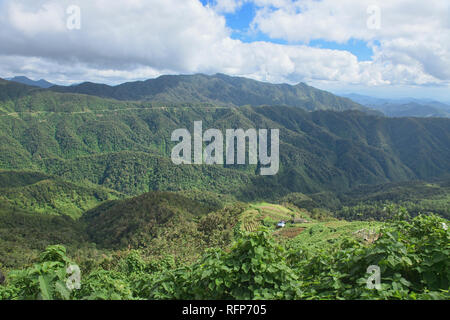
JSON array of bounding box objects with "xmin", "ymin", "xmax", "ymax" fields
[
  {"xmin": 0, "ymin": 189, "xmax": 245, "ymax": 270},
  {"xmin": 0, "ymin": 78, "xmax": 449, "ymax": 300},
  {"xmin": 0, "ymin": 204, "xmax": 90, "ymax": 269},
  {"xmin": 50, "ymin": 73, "xmax": 366, "ymax": 112},
  {"xmin": 0, "ymin": 170, "xmax": 122, "ymax": 218},
  {"xmin": 279, "ymin": 179, "xmax": 450, "ymax": 221},
  {"xmin": 1, "ymin": 211, "xmax": 448, "ymax": 300},
  {"xmin": 0, "ymin": 84, "xmax": 449, "ymax": 199}
]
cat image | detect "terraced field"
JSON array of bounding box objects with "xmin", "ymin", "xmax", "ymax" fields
[
  {"xmin": 239, "ymin": 202, "xmax": 383, "ymax": 246},
  {"xmin": 239, "ymin": 203, "xmax": 308, "ymax": 232},
  {"xmin": 287, "ymin": 219, "xmax": 383, "ymax": 251}
]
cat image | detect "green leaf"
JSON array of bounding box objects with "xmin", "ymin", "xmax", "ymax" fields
[
  {"xmin": 399, "ymin": 278, "xmax": 411, "ymax": 287},
  {"xmin": 55, "ymin": 281, "xmax": 71, "ymax": 300},
  {"xmin": 38, "ymin": 275, "xmax": 53, "ymax": 300}
]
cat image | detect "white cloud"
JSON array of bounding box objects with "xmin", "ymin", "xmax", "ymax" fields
[
  {"xmin": 8, "ymin": 2, "xmax": 66, "ymax": 36},
  {"xmin": 0, "ymin": 0, "xmax": 448, "ymax": 95},
  {"xmin": 251, "ymin": 0, "xmax": 450, "ymax": 83},
  {"xmin": 212, "ymin": 0, "xmax": 245, "ymax": 13}
]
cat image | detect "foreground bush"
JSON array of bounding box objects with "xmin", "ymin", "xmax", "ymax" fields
[
  {"xmin": 293, "ymin": 213, "xmax": 449, "ymax": 299},
  {"xmin": 1, "ymin": 212, "xmax": 448, "ymax": 300}
]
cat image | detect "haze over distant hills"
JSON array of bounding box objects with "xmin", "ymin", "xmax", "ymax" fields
[
  {"xmin": 5, "ymin": 76, "xmax": 54, "ymax": 89},
  {"xmin": 342, "ymin": 93, "xmax": 450, "ymax": 118},
  {"xmin": 50, "ymin": 73, "xmax": 367, "ymax": 112}
]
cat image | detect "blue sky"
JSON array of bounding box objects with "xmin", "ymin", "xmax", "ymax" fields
[
  {"xmin": 197, "ymin": 0, "xmax": 449, "ymax": 101},
  {"xmin": 203, "ymin": 0, "xmax": 376, "ymax": 61},
  {"xmin": 0, "ymin": 0, "xmax": 449, "ymax": 101}
]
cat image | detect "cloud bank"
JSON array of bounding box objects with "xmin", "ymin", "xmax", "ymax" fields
[{"xmin": 0, "ymin": 0, "xmax": 448, "ymax": 96}]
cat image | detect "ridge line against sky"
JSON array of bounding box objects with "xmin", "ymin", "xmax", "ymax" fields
[{"xmin": 0, "ymin": 0, "xmax": 449, "ymax": 100}]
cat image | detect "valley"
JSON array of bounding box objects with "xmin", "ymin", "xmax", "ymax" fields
[{"xmin": 0, "ymin": 76, "xmax": 448, "ymax": 300}]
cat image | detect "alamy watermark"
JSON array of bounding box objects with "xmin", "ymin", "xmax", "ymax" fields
[
  {"xmin": 66, "ymin": 264, "xmax": 81, "ymax": 291},
  {"xmin": 66, "ymin": 5, "xmax": 81, "ymax": 30},
  {"xmin": 367, "ymin": 4, "xmax": 381, "ymax": 30},
  {"xmin": 171, "ymin": 121, "xmax": 280, "ymax": 176},
  {"xmin": 366, "ymin": 265, "xmax": 381, "ymax": 290}
]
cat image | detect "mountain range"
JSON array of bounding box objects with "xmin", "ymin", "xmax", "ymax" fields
[
  {"xmin": 342, "ymin": 93, "xmax": 450, "ymax": 118},
  {"xmin": 5, "ymin": 75, "xmax": 449, "ymax": 118},
  {"xmin": 0, "ymin": 74, "xmax": 449, "ymax": 286},
  {"xmin": 50, "ymin": 73, "xmax": 368, "ymax": 112},
  {"xmin": 5, "ymin": 76, "xmax": 54, "ymax": 89},
  {"xmin": 0, "ymin": 77, "xmax": 449, "ymax": 200}
]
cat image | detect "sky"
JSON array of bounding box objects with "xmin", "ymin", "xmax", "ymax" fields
[{"xmin": 0, "ymin": 0, "xmax": 449, "ymax": 101}]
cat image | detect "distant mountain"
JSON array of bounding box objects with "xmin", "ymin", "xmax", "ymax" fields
[
  {"xmin": 6, "ymin": 76, "xmax": 54, "ymax": 89},
  {"xmin": 342, "ymin": 93, "xmax": 450, "ymax": 118},
  {"xmin": 382, "ymin": 102, "xmax": 450, "ymax": 118},
  {"xmin": 50, "ymin": 73, "xmax": 367, "ymax": 112},
  {"xmin": 342, "ymin": 93, "xmax": 450, "ymax": 108},
  {"xmin": 341, "ymin": 93, "xmax": 391, "ymax": 106}
]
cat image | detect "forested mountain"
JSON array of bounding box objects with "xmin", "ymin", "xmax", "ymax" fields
[
  {"xmin": 0, "ymin": 77, "xmax": 448, "ymax": 300},
  {"xmin": 50, "ymin": 73, "xmax": 367, "ymax": 112},
  {"xmin": 0, "ymin": 79, "xmax": 449, "ymax": 199},
  {"xmin": 6, "ymin": 76, "xmax": 54, "ymax": 89},
  {"xmin": 282, "ymin": 178, "xmax": 450, "ymax": 220},
  {"xmin": 0, "ymin": 78, "xmax": 39, "ymax": 103}
]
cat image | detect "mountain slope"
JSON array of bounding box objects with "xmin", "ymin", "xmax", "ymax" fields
[
  {"xmin": 0, "ymin": 81, "xmax": 449, "ymax": 201},
  {"xmin": 50, "ymin": 73, "xmax": 367, "ymax": 112},
  {"xmin": 81, "ymin": 191, "xmax": 215, "ymax": 248},
  {"xmin": 0, "ymin": 171, "xmax": 123, "ymax": 218},
  {"xmin": 0, "ymin": 79, "xmax": 40, "ymax": 113},
  {"xmin": 6, "ymin": 76, "xmax": 54, "ymax": 89},
  {"xmin": 0, "ymin": 93, "xmax": 448, "ymax": 199}
]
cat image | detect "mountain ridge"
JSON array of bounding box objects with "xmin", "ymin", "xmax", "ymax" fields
[
  {"xmin": 6, "ymin": 76, "xmax": 54, "ymax": 89},
  {"xmin": 49, "ymin": 73, "xmax": 368, "ymax": 112},
  {"xmin": 342, "ymin": 93, "xmax": 450, "ymax": 118},
  {"xmin": 0, "ymin": 75, "xmax": 449, "ymax": 200}
]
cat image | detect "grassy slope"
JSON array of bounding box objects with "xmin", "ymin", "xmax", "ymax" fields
[{"xmin": 238, "ymin": 202, "xmax": 382, "ymax": 250}]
